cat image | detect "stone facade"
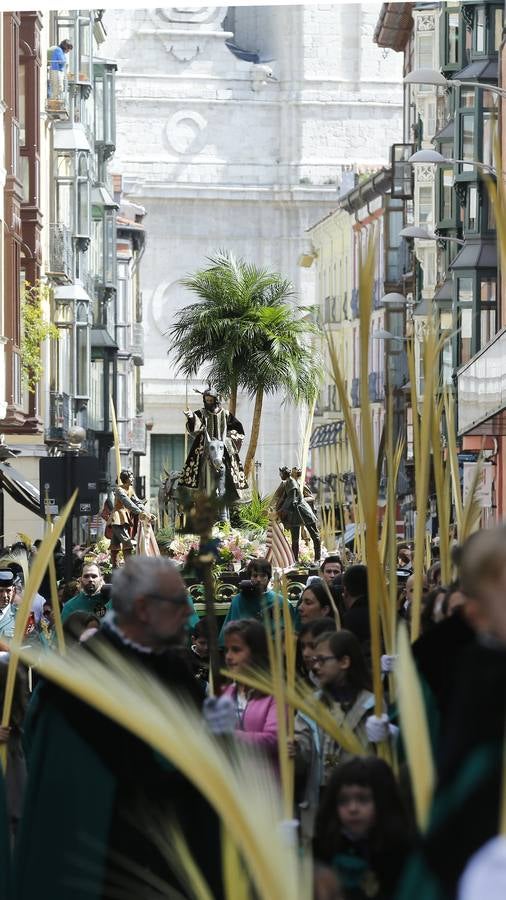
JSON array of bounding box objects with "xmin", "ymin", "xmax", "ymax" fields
[{"xmin": 100, "ymin": 5, "xmax": 403, "ymax": 501}]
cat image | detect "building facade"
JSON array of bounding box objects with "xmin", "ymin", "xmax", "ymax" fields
[
  {"xmin": 100, "ymin": 4, "xmax": 403, "ymax": 505},
  {"xmin": 375, "ymin": 0, "xmax": 504, "ymax": 528},
  {"xmin": 0, "ymin": 10, "xmax": 147, "ymax": 545}
]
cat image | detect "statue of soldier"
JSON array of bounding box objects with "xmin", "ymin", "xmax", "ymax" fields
[
  {"xmin": 179, "ymin": 387, "xmax": 249, "ymax": 517},
  {"xmin": 275, "ymin": 465, "xmax": 321, "ymax": 563},
  {"xmin": 108, "ymin": 469, "xmax": 154, "ymax": 567}
]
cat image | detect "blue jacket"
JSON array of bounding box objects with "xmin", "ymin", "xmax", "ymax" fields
[{"xmin": 50, "ymin": 46, "xmax": 66, "ymax": 72}]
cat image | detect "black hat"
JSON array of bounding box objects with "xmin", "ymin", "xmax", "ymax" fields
[{"xmin": 0, "ymin": 570, "xmax": 14, "ymax": 587}]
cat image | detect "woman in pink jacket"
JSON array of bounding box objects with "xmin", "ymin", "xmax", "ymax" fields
[{"xmin": 222, "ymin": 618, "xmax": 279, "ymax": 763}]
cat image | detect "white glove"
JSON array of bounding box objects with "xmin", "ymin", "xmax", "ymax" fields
[
  {"xmin": 381, "ymin": 654, "xmax": 397, "ymax": 673},
  {"xmin": 203, "ymin": 696, "xmax": 236, "ymax": 735},
  {"xmin": 365, "ymin": 714, "xmax": 399, "ymax": 744}
]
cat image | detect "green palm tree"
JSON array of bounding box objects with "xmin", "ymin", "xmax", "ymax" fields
[{"xmin": 169, "ymin": 252, "xmax": 322, "ymax": 477}]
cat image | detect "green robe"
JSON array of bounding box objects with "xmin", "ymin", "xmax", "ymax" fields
[{"xmin": 14, "ymin": 626, "xmax": 222, "ymax": 900}]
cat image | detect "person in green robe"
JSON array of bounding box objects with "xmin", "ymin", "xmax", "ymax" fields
[
  {"xmin": 218, "ymin": 557, "xmax": 294, "ymax": 646},
  {"xmin": 14, "ymin": 556, "xmax": 222, "ymax": 900}
]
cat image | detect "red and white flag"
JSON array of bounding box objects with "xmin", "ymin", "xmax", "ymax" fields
[{"xmin": 266, "ymin": 516, "xmax": 295, "ymax": 571}]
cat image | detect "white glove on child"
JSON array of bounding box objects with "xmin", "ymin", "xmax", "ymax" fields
[
  {"xmin": 381, "ymin": 654, "xmax": 397, "ymax": 673},
  {"xmin": 365, "ymin": 714, "xmax": 399, "ymax": 744},
  {"xmin": 203, "ymin": 696, "xmax": 236, "ymax": 735}
]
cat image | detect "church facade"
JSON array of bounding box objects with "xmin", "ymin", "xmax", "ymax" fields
[{"xmin": 101, "ymin": 5, "xmax": 403, "ymax": 502}]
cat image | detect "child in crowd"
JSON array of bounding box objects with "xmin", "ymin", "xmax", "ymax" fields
[
  {"xmin": 292, "ymin": 630, "xmax": 374, "ymax": 842},
  {"xmin": 222, "ymin": 619, "xmax": 278, "ymax": 764},
  {"xmin": 189, "ymin": 616, "xmax": 210, "ymax": 685},
  {"xmin": 296, "ymin": 617, "xmax": 337, "ymax": 686},
  {"xmin": 313, "ymin": 757, "xmax": 412, "ymax": 900}
]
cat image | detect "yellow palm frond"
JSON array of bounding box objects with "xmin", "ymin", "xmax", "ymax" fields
[
  {"xmin": 397, "ymin": 623, "xmax": 435, "ymax": 831},
  {"xmin": 21, "ymin": 642, "xmax": 307, "ymax": 900}
]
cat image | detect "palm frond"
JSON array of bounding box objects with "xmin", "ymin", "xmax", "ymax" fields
[
  {"xmin": 397, "ymin": 623, "xmax": 435, "ymax": 831},
  {"xmin": 21, "ymin": 642, "xmax": 307, "ymax": 900}
]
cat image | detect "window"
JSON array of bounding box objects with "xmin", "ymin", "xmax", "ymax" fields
[
  {"xmin": 475, "ymin": 7, "xmax": 485, "ymax": 53},
  {"xmin": 440, "ymin": 165, "xmax": 454, "ymax": 221},
  {"xmin": 116, "ymin": 261, "xmax": 130, "ymax": 351},
  {"xmin": 418, "ymin": 185, "xmax": 433, "ymax": 226},
  {"xmin": 19, "ymin": 63, "xmax": 26, "ymax": 147},
  {"xmin": 391, "ymin": 144, "xmax": 414, "ymax": 199},
  {"xmin": 459, "ymin": 307, "xmax": 473, "ymax": 365},
  {"xmin": 77, "ymin": 153, "xmax": 90, "ymax": 236},
  {"xmin": 447, "ymin": 11, "xmax": 459, "ymax": 64},
  {"xmin": 89, "ymin": 358, "xmax": 104, "ymax": 431},
  {"xmin": 494, "ymin": 8, "xmax": 503, "ymax": 50},
  {"xmin": 467, "ymin": 186, "xmax": 478, "ymax": 231},
  {"xmin": 461, "ymin": 115, "xmax": 475, "ymax": 172},
  {"xmin": 440, "ymin": 309, "xmax": 453, "ymax": 384},
  {"xmin": 480, "ymin": 278, "xmax": 497, "ymax": 348},
  {"xmin": 416, "ymin": 33, "xmax": 434, "ymax": 71}
]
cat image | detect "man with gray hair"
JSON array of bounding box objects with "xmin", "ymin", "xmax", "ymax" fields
[{"xmin": 15, "ymin": 557, "xmax": 222, "ymax": 899}]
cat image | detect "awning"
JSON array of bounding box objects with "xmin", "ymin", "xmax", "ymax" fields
[
  {"xmin": 309, "ymin": 421, "xmax": 343, "ymax": 449},
  {"xmin": 454, "ymin": 58, "xmax": 498, "ymax": 83},
  {"xmin": 53, "ymin": 123, "xmax": 91, "ymax": 153},
  {"xmin": 450, "ymin": 240, "xmax": 497, "ymax": 271},
  {"xmin": 433, "ymin": 277, "xmax": 454, "ymax": 302},
  {"xmin": 54, "ymin": 283, "xmax": 92, "ymax": 302},
  {"xmin": 92, "ymin": 184, "xmax": 118, "ymax": 209},
  {"xmin": 457, "ymin": 327, "xmax": 506, "ymax": 435},
  {"xmin": 0, "ymin": 463, "xmax": 42, "ymax": 517},
  {"xmin": 433, "ymin": 118, "xmax": 454, "ymax": 143},
  {"xmin": 91, "ymin": 326, "xmax": 118, "ymax": 350}
]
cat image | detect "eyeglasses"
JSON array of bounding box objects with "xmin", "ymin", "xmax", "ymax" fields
[
  {"xmin": 145, "ymin": 591, "xmax": 190, "ymax": 607},
  {"xmin": 312, "ymin": 655, "xmax": 336, "ymax": 665}
]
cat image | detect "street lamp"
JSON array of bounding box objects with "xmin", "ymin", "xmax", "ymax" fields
[
  {"xmin": 404, "ymin": 68, "xmax": 506, "ymax": 99},
  {"xmin": 380, "ymin": 292, "xmax": 408, "ymax": 305},
  {"xmin": 408, "ymin": 148, "xmax": 496, "ymax": 176},
  {"xmin": 372, "ymin": 329, "xmax": 408, "ymax": 342},
  {"xmin": 399, "ymin": 225, "xmax": 465, "ymax": 246}
]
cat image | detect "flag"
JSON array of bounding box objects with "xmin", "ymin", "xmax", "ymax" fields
[{"xmin": 266, "ymin": 516, "xmax": 295, "ymax": 570}]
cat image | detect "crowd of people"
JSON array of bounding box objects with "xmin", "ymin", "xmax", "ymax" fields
[{"xmin": 0, "ymin": 527, "xmax": 504, "ymax": 899}]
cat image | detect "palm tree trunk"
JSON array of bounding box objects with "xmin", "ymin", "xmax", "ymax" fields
[
  {"xmin": 229, "ymin": 383, "xmax": 238, "ymax": 416},
  {"xmin": 244, "ymin": 388, "xmax": 263, "ymax": 479}
]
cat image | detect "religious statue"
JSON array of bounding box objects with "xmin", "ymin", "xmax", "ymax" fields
[
  {"xmin": 179, "ymin": 386, "xmax": 249, "ymax": 519},
  {"xmin": 107, "ymin": 469, "xmax": 154, "ymax": 567},
  {"xmin": 274, "ymin": 465, "xmax": 321, "ymax": 562}
]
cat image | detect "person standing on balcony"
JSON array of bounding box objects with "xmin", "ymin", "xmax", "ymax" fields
[{"xmin": 49, "ymin": 40, "xmax": 73, "ymax": 102}]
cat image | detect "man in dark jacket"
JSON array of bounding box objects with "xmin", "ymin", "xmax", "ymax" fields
[
  {"xmin": 341, "ymin": 565, "xmax": 370, "ymax": 651},
  {"xmin": 15, "ymin": 557, "xmax": 222, "ymax": 900}
]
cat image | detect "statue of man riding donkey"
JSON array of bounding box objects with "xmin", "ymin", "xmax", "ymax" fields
[{"xmin": 159, "ymin": 386, "xmax": 250, "ymax": 527}]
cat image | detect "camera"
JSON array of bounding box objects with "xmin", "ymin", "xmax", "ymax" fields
[{"xmin": 238, "ymin": 579, "xmax": 258, "ymax": 597}]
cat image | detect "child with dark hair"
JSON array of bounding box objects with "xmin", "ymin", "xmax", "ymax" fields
[
  {"xmin": 291, "ymin": 630, "xmax": 374, "ymax": 842},
  {"xmin": 314, "ymin": 757, "xmax": 412, "ymax": 899},
  {"xmin": 297, "ymin": 617, "xmax": 338, "ymax": 685},
  {"xmin": 222, "ymin": 619, "xmax": 279, "ymax": 763},
  {"xmin": 189, "ymin": 616, "xmax": 210, "ymax": 684},
  {"xmin": 298, "ymin": 581, "xmax": 333, "ymax": 625},
  {"xmin": 218, "ymin": 557, "xmax": 293, "ymax": 644}
]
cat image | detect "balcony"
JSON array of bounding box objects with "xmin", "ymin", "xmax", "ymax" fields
[
  {"xmin": 47, "ymin": 224, "xmax": 73, "ymax": 283},
  {"xmin": 130, "ymin": 323, "xmax": 144, "ymax": 365},
  {"xmin": 46, "ymin": 392, "xmax": 71, "ymax": 443},
  {"xmin": 351, "ymin": 377, "xmax": 360, "ymax": 408}
]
